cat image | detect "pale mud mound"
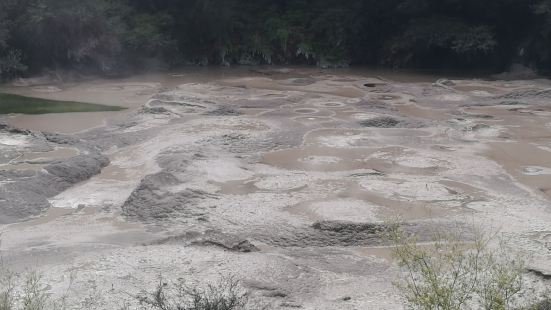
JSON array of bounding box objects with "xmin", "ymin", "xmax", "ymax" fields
[
  {"xmin": 0, "ymin": 154, "xmax": 108, "ymax": 223},
  {"xmin": 122, "ymin": 172, "xmax": 216, "ymax": 222},
  {"xmin": 0, "ymin": 124, "xmax": 109, "ymax": 223},
  {"xmin": 45, "ymin": 155, "xmax": 109, "ymax": 185}
]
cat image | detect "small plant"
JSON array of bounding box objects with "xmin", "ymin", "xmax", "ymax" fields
[
  {"xmin": 0, "ymin": 265, "xmax": 75, "ymax": 310},
  {"xmin": 0, "ymin": 270, "xmax": 49, "ymax": 310},
  {"xmin": 0, "ymin": 269, "xmax": 16, "ymax": 310},
  {"xmin": 20, "ymin": 272, "xmax": 48, "ymax": 310},
  {"xmin": 386, "ymin": 224, "xmax": 525, "ymax": 310},
  {"xmin": 136, "ymin": 276, "xmax": 248, "ymax": 310}
]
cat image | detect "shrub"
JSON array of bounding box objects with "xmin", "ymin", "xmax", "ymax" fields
[
  {"xmin": 386, "ymin": 225, "xmax": 526, "ymax": 310},
  {"xmin": 136, "ymin": 276, "xmax": 249, "ymax": 310},
  {"xmin": 0, "ymin": 270, "xmax": 49, "ymax": 310}
]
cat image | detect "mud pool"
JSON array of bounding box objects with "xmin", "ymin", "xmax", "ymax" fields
[{"xmin": 1, "ymin": 67, "xmax": 551, "ymax": 309}]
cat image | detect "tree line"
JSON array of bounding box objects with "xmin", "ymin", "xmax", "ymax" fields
[{"xmin": 1, "ymin": 0, "xmax": 551, "ymax": 79}]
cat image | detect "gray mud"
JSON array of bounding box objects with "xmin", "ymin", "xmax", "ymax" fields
[{"xmin": 1, "ymin": 69, "xmax": 551, "ymax": 309}]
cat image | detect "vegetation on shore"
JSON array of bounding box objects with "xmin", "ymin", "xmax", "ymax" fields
[
  {"xmin": 386, "ymin": 224, "xmax": 549, "ymax": 310},
  {"xmin": 136, "ymin": 276, "xmax": 249, "ymax": 310},
  {"xmin": 2, "ymin": 0, "xmax": 551, "ymax": 79},
  {"xmin": 0, "ymin": 93, "xmax": 125, "ymax": 114},
  {"xmin": 0, "ymin": 270, "xmax": 250, "ymax": 310}
]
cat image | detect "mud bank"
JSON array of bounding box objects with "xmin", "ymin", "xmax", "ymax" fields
[{"xmin": 1, "ymin": 68, "xmax": 551, "ymax": 309}]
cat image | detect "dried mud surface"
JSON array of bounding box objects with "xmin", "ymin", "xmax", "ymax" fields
[{"xmin": 1, "ymin": 68, "xmax": 551, "ymax": 309}]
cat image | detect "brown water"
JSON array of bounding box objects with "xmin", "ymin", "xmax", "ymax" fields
[{"xmin": 0, "ymin": 67, "xmax": 446, "ymax": 133}]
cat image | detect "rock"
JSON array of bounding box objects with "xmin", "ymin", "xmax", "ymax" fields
[{"xmin": 359, "ymin": 116, "xmax": 400, "ymax": 128}]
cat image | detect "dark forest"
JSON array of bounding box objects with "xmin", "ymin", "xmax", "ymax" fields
[{"xmin": 1, "ymin": 0, "xmax": 551, "ymax": 79}]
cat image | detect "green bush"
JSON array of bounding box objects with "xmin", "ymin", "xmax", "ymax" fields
[
  {"xmin": 0, "ymin": 270, "xmax": 50, "ymax": 310},
  {"xmin": 386, "ymin": 225, "xmax": 526, "ymax": 310}
]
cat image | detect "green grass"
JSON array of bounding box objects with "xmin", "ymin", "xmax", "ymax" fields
[{"xmin": 0, "ymin": 93, "xmax": 126, "ymax": 114}]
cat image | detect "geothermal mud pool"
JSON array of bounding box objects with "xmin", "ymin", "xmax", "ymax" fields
[{"xmin": 1, "ymin": 68, "xmax": 551, "ymax": 309}]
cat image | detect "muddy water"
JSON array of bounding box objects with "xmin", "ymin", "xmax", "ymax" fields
[
  {"xmin": 0, "ymin": 67, "xmax": 444, "ymax": 133},
  {"xmin": 4, "ymin": 68, "xmax": 551, "ymax": 213},
  {"xmin": 0, "ymin": 70, "xmax": 237, "ymax": 133},
  {"xmin": 2, "ymin": 68, "xmax": 550, "ymax": 218}
]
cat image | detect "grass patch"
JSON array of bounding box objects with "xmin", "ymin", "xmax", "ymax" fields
[{"xmin": 0, "ymin": 93, "xmax": 125, "ymax": 114}]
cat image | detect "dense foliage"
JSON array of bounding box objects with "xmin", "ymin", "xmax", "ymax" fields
[{"xmin": 1, "ymin": 0, "xmax": 550, "ymax": 78}]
